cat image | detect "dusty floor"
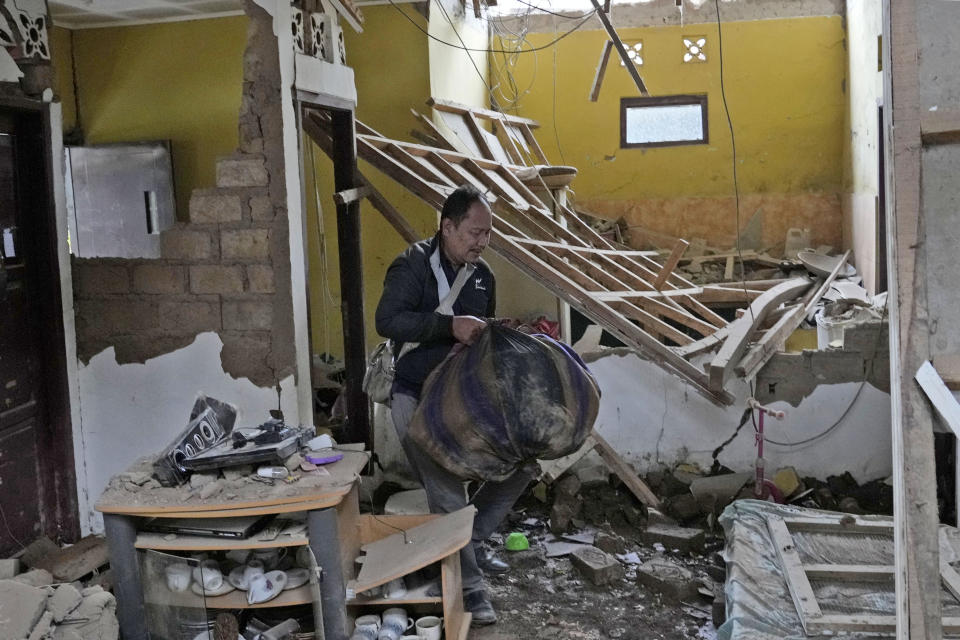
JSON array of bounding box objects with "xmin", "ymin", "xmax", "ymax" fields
[{"xmin": 469, "ymin": 487, "xmax": 722, "ymax": 640}]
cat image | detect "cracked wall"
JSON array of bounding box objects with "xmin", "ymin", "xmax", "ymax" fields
[{"xmin": 68, "ymin": 1, "xmax": 295, "ymax": 388}]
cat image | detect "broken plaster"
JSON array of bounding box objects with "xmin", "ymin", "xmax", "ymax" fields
[{"xmin": 74, "ymin": 332, "xmax": 298, "ymax": 535}]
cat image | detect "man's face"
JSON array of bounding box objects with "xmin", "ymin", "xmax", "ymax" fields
[{"xmin": 441, "ymin": 201, "xmax": 492, "ymax": 267}]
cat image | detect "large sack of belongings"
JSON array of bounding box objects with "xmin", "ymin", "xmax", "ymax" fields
[{"xmin": 408, "ymin": 324, "xmax": 600, "ymax": 481}]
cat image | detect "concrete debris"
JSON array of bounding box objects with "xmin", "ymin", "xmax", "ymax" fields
[
  {"xmin": 384, "ymin": 489, "xmax": 429, "ymax": 515},
  {"xmin": 222, "ymin": 465, "xmax": 254, "ymax": 481},
  {"xmin": 636, "ymin": 557, "xmax": 700, "ymax": 603},
  {"xmin": 189, "ymin": 472, "xmax": 219, "ymax": 489},
  {"xmin": 554, "ymin": 474, "xmax": 581, "ymax": 498},
  {"xmin": 688, "ymin": 472, "xmax": 751, "ymax": 506},
  {"xmin": 283, "ymin": 452, "xmax": 304, "ymax": 472},
  {"xmin": 550, "ymin": 492, "xmax": 582, "ymax": 534},
  {"xmin": 594, "ymin": 531, "xmax": 626, "ymax": 555},
  {"xmin": 48, "ymin": 584, "xmax": 82, "ymax": 623},
  {"xmin": 27, "ymin": 610, "xmax": 53, "ymax": 640},
  {"xmin": 543, "ymin": 539, "xmax": 589, "ymax": 558},
  {"xmin": 13, "ymin": 569, "xmax": 54, "ymax": 587},
  {"xmin": 199, "ymin": 479, "xmax": 224, "ymax": 500},
  {"xmin": 573, "ymin": 464, "xmax": 609, "ymax": 487},
  {"xmin": 666, "ymin": 493, "xmax": 700, "ymax": 522},
  {"xmin": 570, "ymin": 546, "xmax": 623, "ymax": 585},
  {"xmin": 641, "ymin": 524, "xmax": 706, "ymax": 554},
  {"xmin": 645, "ymin": 507, "xmax": 676, "ymax": 526},
  {"xmin": 52, "ymin": 587, "xmax": 118, "ymax": 640},
  {"xmin": 0, "ymin": 558, "xmax": 20, "ymax": 579},
  {"xmin": 560, "ymin": 531, "xmax": 596, "ymax": 545},
  {"xmin": 0, "ymin": 580, "xmax": 48, "ymax": 640}
]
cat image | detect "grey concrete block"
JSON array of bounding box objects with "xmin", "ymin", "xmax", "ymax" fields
[
  {"xmin": 636, "ymin": 557, "xmax": 700, "ymax": 603},
  {"xmin": 0, "ymin": 558, "xmax": 20, "ymax": 579},
  {"xmin": 0, "ymin": 580, "xmax": 47, "ymax": 639},
  {"xmin": 189, "ymin": 189, "xmax": 243, "ymax": 224},
  {"xmin": 221, "ymin": 229, "xmax": 270, "ymax": 261},
  {"xmin": 216, "ymin": 155, "xmax": 269, "ymax": 188},
  {"xmin": 190, "ymin": 265, "xmax": 244, "ymax": 294},
  {"xmin": 641, "ymin": 524, "xmax": 706, "ymax": 554},
  {"xmin": 48, "ymin": 583, "xmax": 82, "ymax": 623},
  {"xmin": 570, "ymin": 546, "xmax": 622, "ymax": 586},
  {"xmin": 132, "ymin": 264, "xmax": 185, "ymax": 294}
]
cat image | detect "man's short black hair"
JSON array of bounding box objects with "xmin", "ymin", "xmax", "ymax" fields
[{"xmin": 440, "ymin": 184, "xmax": 489, "ymax": 226}]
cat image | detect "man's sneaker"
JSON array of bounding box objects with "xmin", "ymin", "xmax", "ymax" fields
[
  {"xmin": 464, "ymin": 590, "xmax": 497, "ymax": 626},
  {"xmin": 475, "ymin": 546, "xmax": 510, "ymax": 575}
]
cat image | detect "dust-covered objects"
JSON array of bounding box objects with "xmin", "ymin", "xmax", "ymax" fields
[
  {"xmin": 409, "ymin": 324, "xmax": 601, "ymax": 482},
  {"xmin": 716, "ymin": 500, "xmax": 954, "ymax": 639},
  {"xmin": 0, "ymin": 559, "xmax": 118, "ymax": 640}
]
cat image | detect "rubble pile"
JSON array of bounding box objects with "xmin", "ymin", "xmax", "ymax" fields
[
  {"xmin": 470, "ymin": 459, "xmax": 892, "ymax": 640},
  {"xmin": 0, "ymin": 547, "xmax": 117, "ymax": 640}
]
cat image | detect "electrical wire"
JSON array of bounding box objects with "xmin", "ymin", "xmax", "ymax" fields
[
  {"xmin": 763, "ymin": 303, "xmax": 889, "ymax": 448},
  {"xmin": 386, "ymin": 0, "xmax": 596, "ymax": 55},
  {"xmin": 713, "ymin": 0, "xmax": 754, "ymax": 323}
]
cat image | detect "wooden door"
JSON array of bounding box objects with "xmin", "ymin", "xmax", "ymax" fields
[{"xmin": 0, "ymin": 112, "xmax": 46, "ymax": 554}]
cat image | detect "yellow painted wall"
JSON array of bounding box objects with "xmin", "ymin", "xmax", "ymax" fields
[
  {"xmin": 492, "ymin": 16, "xmax": 848, "ymax": 249},
  {"xmin": 61, "ymin": 17, "xmax": 248, "ymax": 219},
  {"xmin": 306, "ymin": 7, "xmax": 437, "ymax": 357},
  {"xmin": 50, "ymin": 27, "xmax": 77, "ymax": 132}
]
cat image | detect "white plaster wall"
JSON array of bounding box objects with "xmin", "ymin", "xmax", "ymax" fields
[
  {"xmin": 587, "ymin": 350, "xmax": 892, "ymax": 483},
  {"xmin": 74, "ymin": 332, "xmax": 298, "ymax": 534},
  {"xmin": 843, "ymin": 0, "xmax": 883, "ymax": 293},
  {"xmin": 428, "ymin": 0, "xmax": 488, "ymax": 108}
]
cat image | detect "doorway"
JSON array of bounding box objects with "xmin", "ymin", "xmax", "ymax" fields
[{"xmin": 0, "ymin": 101, "xmax": 77, "ymax": 555}]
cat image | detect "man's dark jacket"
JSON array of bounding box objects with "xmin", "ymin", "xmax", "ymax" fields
[{"xmin": 375, "ymin": 234, "xmax": 496, "ymax": 397}]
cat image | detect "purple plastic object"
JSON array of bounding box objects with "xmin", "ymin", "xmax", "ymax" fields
[{"xmin": 305, "ymin": 449, "xmax": 344, "ymax": 465}]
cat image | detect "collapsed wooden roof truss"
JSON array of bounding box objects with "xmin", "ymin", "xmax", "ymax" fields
[{"xmin": 303, "ymin": 104, "xmax": 836, "ymax": 407}]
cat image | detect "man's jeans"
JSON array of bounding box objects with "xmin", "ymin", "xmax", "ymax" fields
[{"xmin": 391, "ymin": 392, "xmax": 533, "ymax": 594}]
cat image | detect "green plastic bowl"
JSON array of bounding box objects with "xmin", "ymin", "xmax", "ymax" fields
[{"xmin": 505, "ymin": 532, "xmax": 530, "ymax": 551}]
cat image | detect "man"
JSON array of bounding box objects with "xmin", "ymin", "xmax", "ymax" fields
[{"xmin": 375, "ymin": 184, "xmax": 533, "ymax": 626}]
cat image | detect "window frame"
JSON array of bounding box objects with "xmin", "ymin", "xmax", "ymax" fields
[{"xmin": 619, "ymin": 94, "xmax": 709, "ymax": 149}]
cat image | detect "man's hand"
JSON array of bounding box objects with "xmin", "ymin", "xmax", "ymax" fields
[{"xmin": 452, "ymin": 315, "xmax": 487, "ymax": 345}]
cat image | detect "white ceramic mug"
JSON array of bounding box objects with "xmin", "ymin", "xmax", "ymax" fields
[
  {"xmin": 243, "ymin": 560, "xmax": 265, "ymax": 587},
  {"xmin": 415, "ymin": 616, "xmax": 443, "ymax": 640},
  {"xmin": 191, "ymin": 559, "xmax": 223, "ymax": 590},
  {"xmin": 378, "ymin": 608, "xmax": 414, "ymax": 640},
  {"xmin": 384, "ymin": 577, "xmax": 408, "ymax": 599},
  {"xmin": 225, "ymin": 548, "xmax": 251, "ymax": 564},
  {"xmin": 165, "ymin": 563, "xmax": 192, "ymax": 592},
  {"xmin": 353, "ymin": 614, "xmax": 381, "ymax": 640},
  {"xmin": 296, "ymin": 546, "xmax": 314, "ymax": 568}
]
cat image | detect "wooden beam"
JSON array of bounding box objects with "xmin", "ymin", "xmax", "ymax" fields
[
  {"xmin": 916, "ymin": 361, "xmax": 960, "ymax": 438},
  {"xmin": 330, "ymin": 109, "xmax": 370, "ymax": 449},
  {"xmin": 708, "ymin": 278, "xmax": 813, "ymax": 392},
  {"xmin": 359, "ymin": 177, "xmax": 420, "ymax": 245},
  {"xmin": 920, "ymin": 109, "xmax": 960, "ymax": 145},
  {"xmin": 653, "ymin": 239, "xmax": 689, "ymax": 290},
  {"xmin": 427, "ymin": 96, "xmax": 541, "ymax": 128},
  {"xmin": 586, "ymin": 0, "xmax": 648, "ymax": 95},
  {"xmin": 333, "ymin": 185, "xmax": 372, "ymax": 206},
  {"xmin": 591, "ymin": 432, "xmax": 660, "ymax": 508},
  {"xmin": 589, "ymin": 41, "xmax": 614, "ymax": 102},
  {"xmin": 766, "ymin": 517, "xmax": 823, "ymax": 632}
]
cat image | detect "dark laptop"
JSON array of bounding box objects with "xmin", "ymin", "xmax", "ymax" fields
[{"xmin": 142, "ymin": 514, "xmax": 274, "ymax": 539}]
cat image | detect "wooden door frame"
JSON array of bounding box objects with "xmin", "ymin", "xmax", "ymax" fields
[{"xmin": 0, "ymin": 96, "xmax": 79, "ymax": 543}]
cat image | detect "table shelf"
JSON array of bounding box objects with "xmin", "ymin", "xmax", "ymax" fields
[
  {"xmin": 346, "ymin": 582, "xmax": 442, "ymax": 606},
  {"xmin": 146, "ymin": 584, "xmax": 316, "ymax": 610},
  {"xmin": 135, "ymin": 530, "xmax": 308, "ymax": 551}
]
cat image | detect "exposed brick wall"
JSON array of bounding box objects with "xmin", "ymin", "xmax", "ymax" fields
[{"xmin": 72, "ymin": 0, "xmax": 296, "ymax": 388}]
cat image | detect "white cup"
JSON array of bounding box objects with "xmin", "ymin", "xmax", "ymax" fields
[
  {"xmin": 243, "ymin": 560, "xmax": 265, "ymax": 587},
  {"xmin": 378, "ymin": 608, "xmax": 414, "ymax": 640},
  {"xmin": 384, "ymin": 578, "xmax": 408, "ymax": 599},
  {"xmin": 165, "ymin": 563, "xmax": 192, "ymax": 592},
  {"xmin": 296, "ymin": 546, "xmax": 314, "ymax": 568},
  {"xmin": 192, "ymin": 559, "xmax": 223, "ymax": 590},
  {"xmin": 415, "ymin": 616, "xmax": 443, "ymax": 640},
  {"xmin": 225, "ymin": 548, "xmax": 251, "ymax": 564},
  {"xmin": 252, "ymin": 547, "xmax": 287, "ymax": 570},
  {"xmin": 354, "ymin": 614, "xmax": 381, "ymax": 640}
]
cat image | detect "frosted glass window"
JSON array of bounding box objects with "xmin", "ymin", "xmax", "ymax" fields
[{"xmin": 620, "ymin": 95, "xmax": 708, "ymax": 148}]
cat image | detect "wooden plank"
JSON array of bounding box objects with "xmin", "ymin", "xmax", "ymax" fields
[
  {"xmin": 464, "ymin": 111, "xmax": 498, "ymax": 160},
  {"xmin": 675, "ymin": 326, "xmax": 729, "ymax": 358},
  {"xmin": 410, "ymin": 109, "xmax": 459, "ymax": 151},
  {"xmin": 591, "ymin": 432, "xmax": 661, "ymax": 508},
  {"xmin": 653, "ymin": 239, "xmax": 690, "ymax": 290},
  {"xmin": 589, "ymin": 40, "xmax": 614, "ymax": 102},
  {"xmin": 442, "ymin": 552, "xmax": 469, "ymax": 640},
  {"xmin": 135, "ymin": 529, "xmax": 308, "ymax": 551},
  {"xmin": 708, "ymin": 278, "xmax": 813, "ymax": 391},
  {"xmin": 916, "ymin": 360, "xmax": 960, "ymax": 438},
  {"xmin": 518, "ymin": 123, "xmax": 549, "ymax": 164},
  {"xmin": 635, "ymin": 296, "xmax": 717, "ymax": 337},
  {"xmin": 333, "ymin": 185, "xmax": 372, "ymax": 206},
  {"xmin": 539, "ymin": 434, "xmax": 598, "ymax": 483},
  {"xmin": 735, "ymin": 303, "xmax": 805, "ymax": 379},
  {"xmin": 766, "ymin": 516, "xmax": 823, "ymax": 631},
  {"xmin": 359, "ymin": 176, "xmax": 421, "ymax": 244},
  {"xmin": 802, "ymin": 249, "xmax": 853, "ymax": 317},
  {"xmin": 348, "ymin": 506, "xmax": 475, "ymax": 595},
  {"xmin": 427, "ymin": 96, "xmax": 541, "ymax": 128},
  {"xmin": 920, "ymin": 109, "xmax": 960, "ymax": 145},
  {"xmin": 586, "ymin": 0, "xmax": 648, "ymax": 95},
  {"xmin": 696, "ymin": 286, "xmax": 764, "ymax": 305},
  {"xmin": 610, "ymin": 300, "xmax": 695, "ymax": 346},
  {"xmin": 781, "ymin": 516, "xmax": 893, "ymax": 535},
  {"xmin": 940, "ymin": 560, "xmax": 960, "ymax": 603},
  {"xmin": 804, "ymin": 564, "xmax": 895, "ymax": 581}
]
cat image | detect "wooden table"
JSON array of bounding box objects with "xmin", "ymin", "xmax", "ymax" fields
[{"xmin": 95, "ymin": 450, "xmax": 369, "ymax": 640}]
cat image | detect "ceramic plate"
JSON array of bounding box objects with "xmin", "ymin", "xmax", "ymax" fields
[
  {"xmin": 247, "ymin": 570, "xmax": 287, "ymax": 604},
  {"xmin": 189, "ymin": 581, "xmax": 235, "ymax": 597},
  {"xmin": 283, "ymin": 568, "xmax": 310, "ymax": 590},
  {"xmin": 227, "ymin": 566, "xmax": 249, "ymax": 591}
]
